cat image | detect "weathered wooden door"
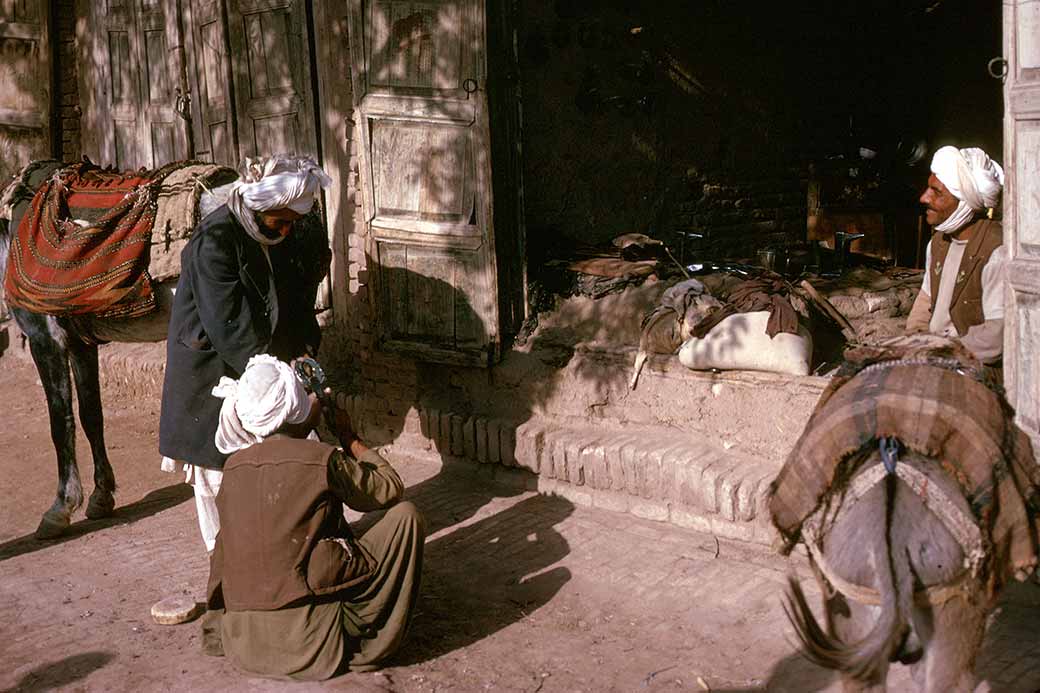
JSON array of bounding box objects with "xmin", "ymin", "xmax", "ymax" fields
[
  {"xmin": 0, "ymin": 0, "xmax": 51, "ymax": 183},
  {"xmin": 80, "ymin": 0, "xmax": 190, "ymax": 169},
  {"xmin": 0, "ymin": 0, "xmax": 51, "ymax": 322},
  {"xmin": 347, "ymin": 0, "xmax": 521, "ymax": 366},
  {"xmin": 181, "ymin": 0, "xmax": 238, "ymax": 165},
  {"xmin": 225, "ymin": 0, "xmax": 318, "ymax": 160},
  {"xmin": 1003, "ymin": 3, "xmax": 1040, "ymax": 447}
]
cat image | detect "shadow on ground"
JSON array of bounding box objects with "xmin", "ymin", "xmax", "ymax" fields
[
  {"xmin": 2, "ymin": 651, "xmax": 115, "ymax": 692},
  {"xmin": 350, "ymin": 468, "xmax": 575, "ymax": 667},
  {"xmin": 0, "ymin": 483, "xmax": 192, "ymax": 562}
]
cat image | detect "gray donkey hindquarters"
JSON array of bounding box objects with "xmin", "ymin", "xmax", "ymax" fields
[{"xmin": 785, "ymin": 449, "xmax": 991, "ymax": 693}]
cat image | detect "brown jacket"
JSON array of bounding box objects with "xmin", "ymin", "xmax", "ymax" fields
[
  {"xmin": 207, "ymin": 436, "xmax": 383, "ymax": 612},
  {"xmin": 928, "ymin": 218, "xmax": 1003, "ymax": 336}
]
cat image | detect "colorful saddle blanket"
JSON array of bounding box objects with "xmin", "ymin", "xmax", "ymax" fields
[
  {"xmin": 4, "ymin": 160, "xmax": 234, "ymax": 318},
  {"xmin": 768, "ymin": 336, "xmax": 1040, "ymax": 592}
]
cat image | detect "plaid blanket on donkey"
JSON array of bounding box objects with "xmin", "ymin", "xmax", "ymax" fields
[
  {"xmin": 4, "ymin": 160, "xmax": 196, "ymax": 318},
  {"xmin": 769, "ymin": 336, "xmax": 1040, "ymax": 593}
]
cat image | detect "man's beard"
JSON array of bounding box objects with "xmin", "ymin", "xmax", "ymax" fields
[{"xmin": 253, "ymin": 212, "xmax": 284, "ymax": 240}]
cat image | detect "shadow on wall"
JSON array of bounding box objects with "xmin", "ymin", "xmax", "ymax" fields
[
  {"xmin": 323, "ymin": 265, "xmax": 571, "ymax": 527},
  {"xmin": 328, "ymin": 269, "xmax": 578, "ymax": 665}
]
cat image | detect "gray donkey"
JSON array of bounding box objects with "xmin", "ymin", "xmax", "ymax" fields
[
  {"xmin": 0, "ymin": 160, "xmax": 328, "ymax": 539},
  {"xmin": 772, "ymin": 341, "xmax": 1040, "ymax": 693},
  {"xmin": 784, "ymin": 447, "xmax": 992, "ymax": 692}
]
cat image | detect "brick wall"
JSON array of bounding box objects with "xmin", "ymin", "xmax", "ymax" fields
[{"xmin": 54, "ymin": 0, "xmax": 80, "ymax": 162}]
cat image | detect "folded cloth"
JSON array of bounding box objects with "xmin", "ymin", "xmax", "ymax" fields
[{"xmin": 691, "ymin": 276, "xmax": 799, "ymax": 338}]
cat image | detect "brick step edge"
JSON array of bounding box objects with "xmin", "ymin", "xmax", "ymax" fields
[{"xmin": 338, "ymin": 393, "xmax": 783, "ymax": 546}]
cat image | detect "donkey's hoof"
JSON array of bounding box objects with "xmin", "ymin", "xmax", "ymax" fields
[
  {"xmin": 35, "ymin": 510, "xmax": 70, "ymax": 540},
  {"xmin": 85, "ymin": 489, "xmax": 115, "ymax": 519}
]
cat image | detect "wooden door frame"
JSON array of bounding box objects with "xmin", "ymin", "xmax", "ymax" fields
[{"xmin": 1003, "ymin": 2, "xmax": 1040, "ymax": 444}]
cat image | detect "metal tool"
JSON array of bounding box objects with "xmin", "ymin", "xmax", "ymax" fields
[{"xmin": 293, "ymin": 356, "xmax": 340, "ymax": 437}]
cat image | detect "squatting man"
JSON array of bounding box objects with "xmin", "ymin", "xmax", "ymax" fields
[
  {"xmin": 203, "ymin": 354, "xmax": 426, "ymax": 679},
  {"xmin": 906, "ymin": 145, "xmax": 1006, "ymax": 367}
]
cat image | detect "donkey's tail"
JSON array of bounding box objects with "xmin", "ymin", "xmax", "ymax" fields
[{"xmin": 783, "ymin": 475, "xmax": 913, "ymax": 684}]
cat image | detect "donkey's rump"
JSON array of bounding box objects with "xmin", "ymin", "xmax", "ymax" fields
[
  {"xmin": 769, "ymin": 336, "xmax": 1040, "ymax": 593},
  {"xmin": 3, "ymin": 160, "xmax": 236, "ymax": 319}
]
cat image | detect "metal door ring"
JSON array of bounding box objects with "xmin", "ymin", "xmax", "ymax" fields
[
  {"xmin": 988, "ymin": 57, "xmax": 1008, "ymax": 81},
  {"xmin": 463, "ymin": 78, "xmax": 478, "ymax": 94}
]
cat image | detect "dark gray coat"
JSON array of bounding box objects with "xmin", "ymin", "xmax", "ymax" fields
[{"xmin": 159, "ymin": 205, "xmax": 327, "ymax": 469}]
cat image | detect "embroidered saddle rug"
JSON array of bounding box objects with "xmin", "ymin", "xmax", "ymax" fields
[{"xmin": 4, "ymin": 160, "xmax": 235, "ymax": 318}]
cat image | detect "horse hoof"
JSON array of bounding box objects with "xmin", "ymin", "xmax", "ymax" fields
[
  {"xmin": 35, "ymin": 510, "xmax": 70, "ymax": 540},
  {"xmin": 85, "ymin": 489, "xmax": 115, "ymax": 519}
]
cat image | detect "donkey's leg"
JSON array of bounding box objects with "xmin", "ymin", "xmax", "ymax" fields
[
  {"xmin": 18, "ymin": 311, "xmax": 83, "ymax": 538},
  {"xmin": 915, "ymin": 596, "xmax": 988, "ymax": 693},
  {"xmin": 69, "ymin": 339, "xmax": 116, "ymax": 519}
]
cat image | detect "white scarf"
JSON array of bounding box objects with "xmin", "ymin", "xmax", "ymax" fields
[
  {"xmin": 930, "ymin": 146, "xmax": 1005, "ymax": 234},
  {"xmin": 212, "ymin": 354, "xmax": 313, "ymax": 454},
  {"xmin": 225, "ymin": 155, "xmax": 332, "ymax": 246}
]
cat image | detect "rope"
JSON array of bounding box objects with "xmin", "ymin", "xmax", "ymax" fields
[{"xmin": 802, "ymin": 458, "xmax": 985, "ymax": 607}]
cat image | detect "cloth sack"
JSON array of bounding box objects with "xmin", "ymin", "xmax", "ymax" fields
[{"xmin": 678, "ymin": 310, "xmax": 812, "ymax": 376}]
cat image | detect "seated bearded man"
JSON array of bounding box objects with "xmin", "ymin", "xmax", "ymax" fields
[
  {"xmin": 203, "ymin": 355, "xmax": 425, "ymax": 680},
  {"xmin": 906, "ymin": 146, "xmax": 1007, "ymax": 367}
]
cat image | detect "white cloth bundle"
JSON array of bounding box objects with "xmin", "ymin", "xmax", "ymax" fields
[
  {"xmin": 212, "ymin": 354, "xmax": 313, "ymax": 454},
  {"xmin": 930, "ymin": 146, "xmax": 1005, "ymax": 233},
  {"xmin": 226, "ymin": 155, "xmax": 332, "ymax": 246},
  {"xmin": 678, "ymin": 311, "xmax": 812, "ymax": 376}
]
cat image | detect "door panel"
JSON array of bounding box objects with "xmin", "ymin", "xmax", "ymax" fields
[
  {"xmin": 182, "ymin": 0, "xmax": 238, "ymax": 165},
  {"xmin": 0, "ymin": 0, "xmax": 51, "ymax": 156},
  {"xmin": 226, "ymin": 0, "xmax": 317, "ymax": 160},
  {"xmin": 82, "ymin": 0, "xmax": 189, "ymax": 169},
  {"xmin": 1004, "ymin": 2, "xmax": 1040, "ymax": 446},
  {"xmin": 0, "ymin": 0, "xmax": 50, "ymax": 320},
  {"xmin": 349, "ymin": 0, "xmax": 501, "ymax": 366},
  {"xmin": 370, "ymin": 120, "xmax": 475, "ymax": 228}
]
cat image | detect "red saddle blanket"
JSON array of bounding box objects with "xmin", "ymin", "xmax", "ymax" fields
[
  {"xmin": 4, "ymin": 161, "xmax": 188, "ymax": 318},
  {"xmin": 769, "ymin": 339, "xmax": 1040, "ymax": 593}
]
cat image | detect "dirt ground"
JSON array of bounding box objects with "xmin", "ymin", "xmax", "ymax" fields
[{"xmin": 3, "ymin": 352, "xmax": 1040, "ymax": 692}]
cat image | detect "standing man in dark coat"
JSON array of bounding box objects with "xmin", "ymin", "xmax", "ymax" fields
[{"xmin": 159, "ymin": 155, "xmax": 332, "ymax": 551}]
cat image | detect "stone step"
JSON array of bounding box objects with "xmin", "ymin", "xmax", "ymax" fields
[{"xmin": 341, "ymin": 391, "xmax": 782, "ymax": 546}]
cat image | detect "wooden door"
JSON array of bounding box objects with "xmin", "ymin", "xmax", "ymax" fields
[
  {"xmin": 80, "ymin": 0, "xmax": 189, "ymax": 169},
  {"xmin": 225, "ymin": 0, "xmax": 318, "ymax": 160},
  {"xmin": 181, "ymin": 0, "xmax": 238, "ymax": 165},
  {"xmin": 347, "ymin": 0, "xmax": 509, "ymax": 366},
  {"xmin": 0, "ymin": 0, "xmax": 50, "ymax": 322},
  {"xmin": 0, "ymin": 0, "xmax": 51, "ymax": 183},
  {"xmin": 1004, "ymin": 4, "xmax": 1040, "ymax": 447}
]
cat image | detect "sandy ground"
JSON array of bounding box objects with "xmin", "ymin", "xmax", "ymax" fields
[{"xmin": 3, "ymin": 352, "xmax": 1040, "ymax": 692}]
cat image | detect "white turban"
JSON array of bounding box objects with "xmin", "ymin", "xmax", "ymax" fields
[
  {"xmin": 226, "ymin": 155, "xmax": 332, "ymax": 246},
  {"xmin": 212, "ymin": 354, "xmax": 313, "ymax": 454},
  {"xmin": 930, "ymin": 146, "xmax": 1005, "ymax": 233}
]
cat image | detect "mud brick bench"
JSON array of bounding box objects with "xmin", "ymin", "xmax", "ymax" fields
[{"xmin": 343, "ymin": 348, "xmax": 828, "ymax": 548}]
